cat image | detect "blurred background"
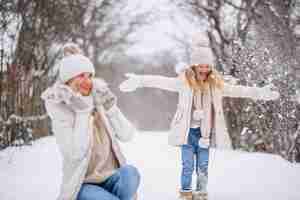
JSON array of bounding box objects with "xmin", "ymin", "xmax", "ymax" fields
[{"xmin": 1, "ymin": 0, "xmax": 300, "ymax": 162}]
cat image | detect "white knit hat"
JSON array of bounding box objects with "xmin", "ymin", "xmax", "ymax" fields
[
  {"xmin": 174, "ymin": 34, "xmax": 215, "ymax": 75},
  {"xmin": 190, "ymin": 35, "xmax": 214, "ymax": 65},
  {"xmin": 59, "ymin": 54, "xmax": 95, "ymax": 83}
]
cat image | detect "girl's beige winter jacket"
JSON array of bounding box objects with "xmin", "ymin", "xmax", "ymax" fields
[{"xmin": 136, "ymin": 74, "xmax": 278, "ymax": 149}]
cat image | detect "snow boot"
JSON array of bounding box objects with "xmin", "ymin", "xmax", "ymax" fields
[
  {"xmin": 193, "ymin": 191, "xmax": 207, "ymax": 200},
  {"xmin": 179, "ymin": 189, "xmax": 193, "ymax": 200}
]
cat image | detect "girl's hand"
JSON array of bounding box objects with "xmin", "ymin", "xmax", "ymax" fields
[
  {"xmin": 261, "ymin": 84, "xmax": 280, "ymax": 101},
  {"xmin": 119, "ymin": 73, "xmax": 141, "ymax": 92}
]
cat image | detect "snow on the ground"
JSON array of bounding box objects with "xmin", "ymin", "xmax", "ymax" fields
[
  {"xmin": 122, "ymin": 131, "xmax": 300, "ymax": 200},
  {"xmin": 207, "ymin": 148, "xmax": 300, "ymax": 200},
  {"xmin": 121, "ymin": 132, "xmax": 182, "ymax": 200},
  {"xmin": 0, "ymin": 137, "xmax": 62, "ymax": 200},
  {"xmin": 1, "ymin": 132, "xmax": 300, "ymax": 200}
]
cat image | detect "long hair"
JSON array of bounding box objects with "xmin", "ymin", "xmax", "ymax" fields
[{"xmin": 184, "ymin": 64, "xmax": 224, "ymax": 92}]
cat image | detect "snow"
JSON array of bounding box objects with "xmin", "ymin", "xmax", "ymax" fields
[
  {"xmin": 1, "ymin": 132, "xmax": 300, "ymax": 200},
  {"xmin": 0, "ymin": 137, "xmax": 62, "ymax": 200},
  {"xmin": 122, "ymin": 132, "xmax": 300, "ymax": 200},
  {"xmin": 208, "ymin": 149, "xmax": 300, "ymax": 200}
]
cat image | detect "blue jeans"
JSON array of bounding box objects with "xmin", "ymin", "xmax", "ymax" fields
[
  {"xmin": 77, "ymin": 165, "xmax": 140, "ymax": 200},
  {"xmin": 181, "ymin": 127, "xmax": 209, "ymax": 190}
]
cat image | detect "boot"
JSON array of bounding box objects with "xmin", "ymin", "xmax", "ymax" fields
[
  {"xmin": 179, "ymin": 189, "xmax": 193, "ymax": 200},
  {"xmin": 195, "ymin": 172, "xmax": 208, "ymax": 198}
]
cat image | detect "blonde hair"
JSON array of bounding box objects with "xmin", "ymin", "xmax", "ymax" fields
[{"xmin": 184, "ymin": 65, "xmax": 224, "ymax": 92}]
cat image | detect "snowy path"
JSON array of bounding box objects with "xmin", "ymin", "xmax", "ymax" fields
[
  {"xmin": 121, "ymin": 132, "xmax": 182, "ymax": 200},
  {"xmin": 122, "ymin": 131, "xmax": 300, "ymax": 200},
  {"xmin": 1, "ymin": 132, "xmax": 300, "ymax": 200}
]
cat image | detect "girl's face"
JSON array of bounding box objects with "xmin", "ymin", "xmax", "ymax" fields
[
  {"xmin": 193, "ymin": 64, "xmax": 211, "ymax": 81},
  {"xmin": 66, "ymin": 72, "xmax": 93, "ymax": 96}
]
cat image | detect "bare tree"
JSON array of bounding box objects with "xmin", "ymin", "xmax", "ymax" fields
[
  {"xmin": 0, "ymin": 0, "xmax": 150, "ymax": 149},
  {"xmin": 173, "ymin": 0, "xmax": 300, "ymax": 161},
  {"xmin": 67, "ymin": 0, "xmax": 154, "ymax": 66}
]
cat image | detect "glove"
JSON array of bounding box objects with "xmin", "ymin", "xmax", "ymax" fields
[
  {"xmin": 193, "ymin": 109, "xmax": 204, "ymax": 121},
  {"xmin": 261, "ymin": 84, "xmax": 280, "ymax": 101},
  {"xmin": 54, "ymin": 84, "xmax": 74, "ymax": 104},
  {"xmin": 119, "ymin": 73, "xmax": 141, "ymax": 92},
  {"xmin": 93, "ymin": 86, "xmax": 117, "ymax": 111}
]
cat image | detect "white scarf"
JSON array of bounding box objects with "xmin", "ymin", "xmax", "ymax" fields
[{"xmin": 193, "ymin": 87, "xmax": 214, "ymax": 147}]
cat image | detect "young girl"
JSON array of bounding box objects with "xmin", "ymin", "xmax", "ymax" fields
[
  {"xmin": 119, "ymin": 38, "xmax": 279, "ymax": 200},
  {"xmin": 42, "ymin": 43, "xmax": 140, "ymax": 200}
]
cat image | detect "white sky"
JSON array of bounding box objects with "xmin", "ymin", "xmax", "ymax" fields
[{"xmin": 126, "ymin": 0, "xmax": 204, "ymax": 55}]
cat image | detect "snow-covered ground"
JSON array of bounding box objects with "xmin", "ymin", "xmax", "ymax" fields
[
  {"xmin": 122, "ymin": 132, "xmax": 300, "ymax": 200},
  {"xmin": 0, "ymin": 137, "xmax": 62, "ymax": 200},
  {"xmin": 1, "ymin": 132, "xmax": 300, "ymax": 200}
]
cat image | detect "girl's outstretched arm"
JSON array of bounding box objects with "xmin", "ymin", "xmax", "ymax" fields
[
  {"xmin": 223, "ymin": 83, "xmax": 280, "ymax": 101},
  {"xmin": 119, "ymin": 73, "xmax": 183, "ymax": 93}
]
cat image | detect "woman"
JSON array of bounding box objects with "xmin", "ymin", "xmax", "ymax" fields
[
  {"xmin": 42, "ymin": 44, "xmax": 140, "ymax": 200},
  {"xmin": 119, "ymin": 39, "xmax": 279, "ymax": 200}
]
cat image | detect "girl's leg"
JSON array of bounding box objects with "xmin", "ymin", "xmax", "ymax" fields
[
  {"xmin": 196, "ymin": 146, "xmax": 209, "ymax": 192},
  {"xmin": 181, "ymin": 144, "xmax": 195, "ymax": 191},
  {"xmin": 181, "ymin": 127, "xmax": 202, "ymax": 191},
  {"xmin": 197, "ymin": 147, "xmax": 209, "ymax": 176}
]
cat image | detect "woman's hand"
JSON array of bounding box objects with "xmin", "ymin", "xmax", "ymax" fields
[
  {"xmin": 93, "ymin": 86, "xmax": 117, "ymax": 111},
  {"xmin": 119, "ymin": 73, "xmax": 141, "ymax": 92},
  {"xmin": 55, "ymin": 84, "xmax": 76, "ymax": 104}
]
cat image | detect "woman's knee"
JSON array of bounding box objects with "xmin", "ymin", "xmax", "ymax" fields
[
  {"xmin": 120, "ymin": 165, "xmax": 141, "ymax": 186},
  {"xmin": 116, "ymin": 165, "xmax": 140, "ymax": 199}
]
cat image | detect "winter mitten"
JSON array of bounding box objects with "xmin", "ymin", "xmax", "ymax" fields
[
  {"xmin": 199, "ymin": 137, "xmax": 210, "ymax": 149},
  {"xmin": 262, "ymin": 84, "xmax": 280, "ymax": 101},
  {"xmin": 93, "ymin": 86, "xmax": 117, "ymax": 111},
  {"xmin": 54, "ymin": 84, "xmax": 74, "ymax": 104},
  {"xmin": 119, "ymin": 73, "xmax": 142, "ymax": 92},
  {"xmin": 193, "ymin": 109, "xmax": 204, "ymax": 121}
]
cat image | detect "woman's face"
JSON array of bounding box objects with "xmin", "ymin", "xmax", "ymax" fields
[
  {"xmin": 66, "ymin": 72, "xmax": 93, "ymax": 96},
  {"xmin": 193, "ymin": 64, "xmax": 211, "ymax": 81}
]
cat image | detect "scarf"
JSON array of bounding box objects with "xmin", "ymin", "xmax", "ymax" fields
[{"xmin": 193, "ymin": 86, "xmax": 214, "ymax": 147}]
